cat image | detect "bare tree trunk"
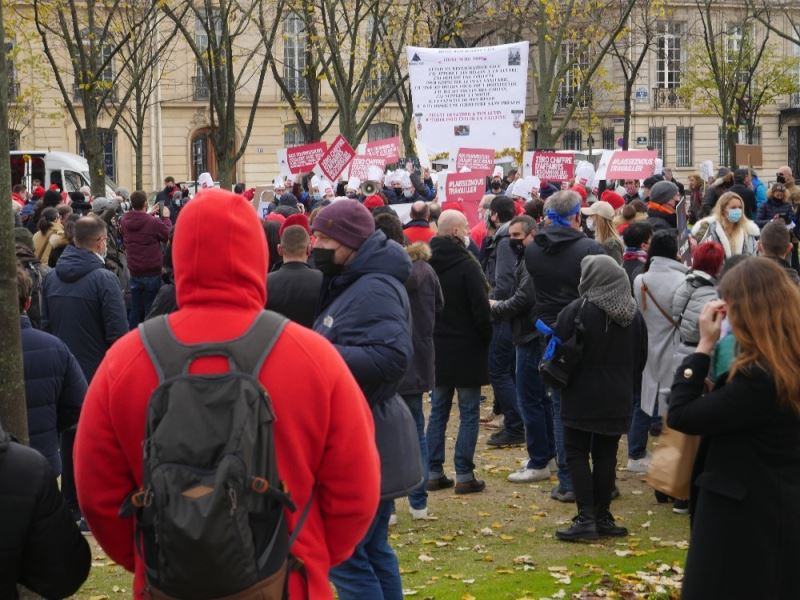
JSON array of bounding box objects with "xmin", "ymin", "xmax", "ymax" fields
[
  {"xmin": 727, "ymin": 125, "xmax": 739, "ymax": 169},
  {"xmin": 0, "ymin": 0, "xmax": 28, "ymax": 444},
  {"xmin": 622, "ymin": 82, "xmax": 633, "ymax": 150}
]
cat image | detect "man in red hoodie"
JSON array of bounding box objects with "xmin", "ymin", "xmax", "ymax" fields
[
  {"xmin": 74, "ymin": 188, "xmax": 380, "ymax": 599},
  {"xmin": 120, "ymin": 190, "xmax": 171, "ymax": 329}
]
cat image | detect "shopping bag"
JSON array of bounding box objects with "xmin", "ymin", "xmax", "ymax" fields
[{"xmin": 645, "ymin": 423, "xmax": 700, "ymax": 500}]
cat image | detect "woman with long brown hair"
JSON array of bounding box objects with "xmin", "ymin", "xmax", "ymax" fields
[{"xmin": 667, "ymin": 257, "xmax": 800, "ymax": 600}]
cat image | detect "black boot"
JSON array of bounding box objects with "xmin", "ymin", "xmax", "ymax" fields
[
  {"xmin": 596, "ymin": 511, "xmax": 628, "ymax": 537},
  {"xmin": 555, "ymin": 514, "xmax": 599, "ymax": 542}
]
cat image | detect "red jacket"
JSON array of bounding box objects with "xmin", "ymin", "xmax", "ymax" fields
[
  {"xmin": 403, "ymin": 221, "xmax": 435, "ymax": 244},
  {"xmin": 74, "ymin": 189, "xmax": 380, "ymax": 599},
  {"xmin": 120, "ymin": 210, "xmax": 171, "ymax": 277}
]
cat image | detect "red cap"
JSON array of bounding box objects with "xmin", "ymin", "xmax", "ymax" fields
[
  {"xmin": 265, "ymin": 213, "xmax": 286, "ymax": 224},
  {"xmin": 49, "ymin": 183, "xmax": 60, "ymax": 191},
  {"xmin": 279, "ymin": 213, "xmax": 311, "ymax": 237},
  {"xmin": 33, "ymin": 185, "xmax": 46, "ymax": 198},
  {"xmin": 570, "ymin": 185, "xmax": 588, "ymax": 203},
  {"xmin": 601, "ymin": 190, "xmax": 625, "ymax": 211},
  {"xmin": 441, "ymin": 201, "xmax": 464, "ymax": 213},
  {"xmin": 364, "ymin": 195, "xmax": 384, "ymax": 210},
  {"xmin": 243, "ymin": 188, "xmax": 255, "ymax": 201}
]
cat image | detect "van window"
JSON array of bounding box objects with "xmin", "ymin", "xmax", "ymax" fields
[{"xmin": 64, "ymin": 170, "xmax": 83, "ymax": 193}]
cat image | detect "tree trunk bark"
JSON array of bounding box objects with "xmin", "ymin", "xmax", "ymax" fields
[
  {"xmin": 623, "ymin": 82, "xmax": 633, "ymax": 151},
  {"xmin": 727, "ymin": 123, "xmax": 739, "ymax": 170},
  {"xmin": 401, "ymin": 110, "xmax": 414, "ymax": 158},
  {"xmin": 0, "ymin": 0, "xmax": 27, "ymax": 444}
]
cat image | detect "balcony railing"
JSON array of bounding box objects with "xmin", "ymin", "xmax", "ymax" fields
[
  {"xmin": 8, "ymin": 81, "xmax": 19, "ymax": 101},
  {"xmin": 652, "ymin": 87, "xmax": 685, "ymax": 110},
  {"xmin": 790, "ymin": 92, "xmax": 800, "ymax": 108},
  {"xmin": 72, "ymin": 84, "xmax": 117, "ymax": 104},
  {"xmin": 556, "ymin": 89, "xmax": 593, "ymax": 112},
  {"xmin": 193, "ymin": 76, "xmax": 209, "ymax": 101}
]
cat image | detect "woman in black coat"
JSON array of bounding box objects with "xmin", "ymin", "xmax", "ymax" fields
[
  {"xmin": 668, "ymin": 257, "xmax": 800, "ymax": 600},
  {"xmin": 553, "ymin": 255, "xmax": 648, "ymax": 541}
]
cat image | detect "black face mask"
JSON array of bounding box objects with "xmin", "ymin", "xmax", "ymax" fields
[
  {"xmin": 509, "ymin": 238, "xmax": 525, "ymax": 257},
  {"xmin": 312, "ymin": 247, "xmax": 343, "ymax": 276}
]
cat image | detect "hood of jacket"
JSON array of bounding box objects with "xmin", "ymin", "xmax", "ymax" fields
[
  {"xmin": 533, "ymin": 224, "xmax": 588, "ymax": 256},
  {"xmin": 687, "ymin": 269, "xmax": 717, "ymax": 288},
  {"xmin": 54, "ymin": 244, "xmax": 104, "ymax": 283},
  {"xmin": 173, "ymin": 188, "xmax": 267, "ymax": 312},
  {"xmin": 15, "ymin": 243, "xmax": 39, "ymax": 267},
  {"xmin": 405, "ymin": 242, "xmax": 432, "ymax": 292},
  {"xmin": 429, "ymin": 235, "xmax": 478, "ymax": 274},
  {"xmin": 121, "ymin": 209, "xmax": 157, "ymax": 233},
  {"xmin": 326, "ymin": 230, "xmax": 411, "ymax": 295}
]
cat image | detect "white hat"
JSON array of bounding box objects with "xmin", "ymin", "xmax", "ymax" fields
[
  {"xmin": 575, "ymin": 161, "xmax": 595, "ymax": 186},
  {"xmin": 346, "ymin": 176, "xmax": 361, "ymax": 191},
  {"xmin": 367, "ymin": 165, "xmax": 384, "ymax": 182},
  {"xmin": 390, "ymin": 171, "xmax": 404, "ymax": 186},
  {"xmin": 198, "ymin": 172, "xmax": 214, "ymax": 189},
  {"xmin": 492, "ymin": 166, "xmax": 503, "ymax": 178},
  {"xmin": 580, "ymin": 200, "xmax": 615, "ymax": 220}
]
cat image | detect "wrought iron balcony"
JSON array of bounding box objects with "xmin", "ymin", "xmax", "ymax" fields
[
  {"xmin": 652, "ymin": 87, "xmax": 685, "ymax": 109},
  {"xmin": 193, "ymin": 76, "xmax": 209, "ymax": 101},
  {"xmin": 556, "ymin": 89, "xmax": 592, "ymax": 112},
  {"xmin": 790, "ymin": 92, "xmax": 800, "ymax": 108}
]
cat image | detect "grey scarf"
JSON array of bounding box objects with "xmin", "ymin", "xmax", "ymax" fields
[{"xmin": 578, "ymin": 254, "xmax": 638, "ymax": 327}]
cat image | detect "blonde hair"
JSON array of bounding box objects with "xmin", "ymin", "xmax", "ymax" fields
[
  {"xmin": 594, "ymin": 213, "xmax": 623, "ymax": 247},
  {"xmin": 712, "ymin": 191, "xmax": 751, "ymax": 232}
]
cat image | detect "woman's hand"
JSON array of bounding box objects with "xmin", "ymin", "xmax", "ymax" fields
[{"xmin": 697, "ymin": 299, "xmax": 726, "ymax": 355}]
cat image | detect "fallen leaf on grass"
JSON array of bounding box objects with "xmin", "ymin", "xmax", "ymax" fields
[{"xmin": 418, "ymin": 553, "xmax": 434, "ymax": 562}]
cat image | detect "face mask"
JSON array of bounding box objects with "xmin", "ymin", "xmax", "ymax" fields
[
  {"xmin": 509, "ymin": 238, "xmax": 525, "ymax": 257},
  {"xmin": 312, "ymin": 247, "xmax": 343, "ymax": 276},
  {"xmin": 727, "ymin": 208, "xmax": 743, "ymax": 223},
  {"xmin": 777, "ymin": 174, "xmax": 786, "ymax": 184},
  {"xmin": 586, "ymin": 217, "xmax": 596, "ymax": 232},
  {"xmin": 403, "ymin": 190, "xmax": 413, "ymax": 199},
  {"xmin": 312, "ymin": 193, "xmax": 322, "ymax": 202}
]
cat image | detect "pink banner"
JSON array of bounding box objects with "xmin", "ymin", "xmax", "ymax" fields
[
  {"xmin": 605, "ymin": 151, "xmax": 658, "ymax": 180},
  {"xmin": 349, "ymin": 155, "xmax": 387, "ymax": 181},
  {"xmin": 362, "ymin": 137, "xmax": 401, "ymax": 164},
  {"xmin": 285, "ymin": 142, "xmax": 327, "ymax": 174},
  {"xmin": 445, "ymin": 172, "xmax": 485, "ymax": 228},
  {"xmin": 316, "ymin": 135, "xmax": 356, "ymax": 181},
  {"xmin": 532, "ymin": 152, "xmax": 574, "ymax": 182},
  {"xmin": 455, "ymin": 148, "xmax": 495, "ymax": 175}
]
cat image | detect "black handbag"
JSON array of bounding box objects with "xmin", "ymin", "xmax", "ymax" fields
[
  {"xmin": 371, "ymin": 394, "xmax": 425, "ymax": 500},
  {"xmin": 538, "ymin": 299, "xmax": 586, "ymax": 390}
]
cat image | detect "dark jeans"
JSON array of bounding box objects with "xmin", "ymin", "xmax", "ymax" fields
[
  {"xmin": 401, "ymin": 393, "xmax": 428, "ymax": 510},
  {"xmin": 60, "ymin": 427, "xmax": 80, "ymax": 518},
  {"xmin": 129, "ymin": 274, "xmax": 162, "ymax": 329},
  {"xmin": 563, "ymin": 427, "xmax": 620, "ymax": 519},
  {"xmin": 488, "ymin": 321, "xmax": 523, "ymax": 435},
  {"xmin": 549, "ymin": 387, "xmax": 573, "ymax": 491},
  {"xmin": 627, "ymin": 393, "xmax": 650, "ymax": 460},
  {"xmin": 329, "ymin": 499, "xmax": 402, "ymax": 600},
  {"xmin": 427, "ymin": 386, "xmax": 480, "ymax": 482},
  {"xmin": 515, "ymin": 341, "xmax": 555, "ymax": 469}
]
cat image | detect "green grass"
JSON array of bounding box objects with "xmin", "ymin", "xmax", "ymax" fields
[{"xmin": 76, "ymin": 397, "xmax": 688, "ymax": 599}]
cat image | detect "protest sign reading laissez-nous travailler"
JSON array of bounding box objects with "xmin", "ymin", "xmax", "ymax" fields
[
  {"xmin": 454, "ymin": 148, "xmax": 495, "ymax": 176},
  {"xmin": 277, "ymin": 142, "xmax": 328, "ymax": 177},
  {"xmin": 314, "ymin": 135, "xmax": 356, "ymax": 182},
  {"xmin": 407, "ymin": 42, "xmax": 529, "ymax": 155},
  {"xmin": 356, "ymin": 137, "xmax": 401, "ymax": 164},
  {"xmin": 444, "ymin": 172, "xmax": 485, "ymax": 228},
  {"xmin": 604, "ymin": 151, "xmax": 657, "ymax": 181},
  {"xmin": 532, "ymin": 152, "xmax": 574, "ymax": 182}
]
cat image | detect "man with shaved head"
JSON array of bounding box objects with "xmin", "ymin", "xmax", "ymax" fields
[
  {"xmin": 403, "ymin": 200, "xmax": 434, "ymax": 244},
  {"xmin": 426, "ymin": 210, "xmax": 492, "ymax": 495}
]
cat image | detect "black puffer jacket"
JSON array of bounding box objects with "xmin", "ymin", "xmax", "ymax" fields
[
  {"xmin": 0, "ymin": 427, "xmax": 91, "ymax": 599},
  {"xmin": 490, "ymin": 255, "xmax": 538, "ymax": 345}
]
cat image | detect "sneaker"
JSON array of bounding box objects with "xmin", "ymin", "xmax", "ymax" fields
[
  {"xmin": 672, "ymin": 499, "xmax": 689, "ymax": 514},
  {"xmin": 596, "ymin": 512, "xmax": 628, "ymax": 537},
  {"xmin": 550, "ymin": 486, "xmax": 576, "ymax": 503},
  {"xmin": 555, "ymin": 515, "xmax": 599, "ymax": 542},
  {"xmin": 626, "ymin": 456, "xmax": 650, "ymax": 473},
  {"xmin": 388, "ymin": 513, "xmax": 398, "ymax": 527},
  {"xmin": 454, "ymin": 479, "xmax": 486, "ymax": 495},
  {"xmin": 508, "ymin": 466, "xmax": 551, "ymax": 483},
  {"xmin": 409, "ymin": 506, "xmax": 429, "ymax": 520},
  {"xmin": 654, "ymin": 490, "xmax": 674, "ymax": 504},
  {"xmin": 427, "ymin": 474, "xmax": 454, "ymax": 491},
  {"xmin": 487, "ymin": 429, "xmax": 526, "ymax": 447}
]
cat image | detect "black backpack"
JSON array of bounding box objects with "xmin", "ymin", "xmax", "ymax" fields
[{"xmin": 121, "ymin": 311, "xmax": 310, "ymax": 599}]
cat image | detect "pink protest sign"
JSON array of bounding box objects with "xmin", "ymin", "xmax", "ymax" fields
[
  {"xmin": 445, "ymin": 172, "xmax": 485, "ymax": 228},
  {"xmin": 455, "ymin": 148, "xmax": 495, "ymax": 175},
  {"xmin": 532, "ymin": 152, "xmax": 574, "ymax": 182},
  {"xmin": 349, "ymin": 155, "xmax": 387, "ymax": 181},
  {"xmin": 316, "ymin": 135, "xmax": 356, "ymax": 181},
  {"xmin": 285, "ymin": 142, "xmax": 327, "ymax": 174},
  {"xmin": 362, "ymin": 137, "xmax": 401, "ymax": 164},
  {"xmin": 605, "ymin": 151, "xmax": 657, "ymax": 180}
]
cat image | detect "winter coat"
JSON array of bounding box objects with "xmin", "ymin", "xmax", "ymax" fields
[
  {"xmin": 146, "ymin": 283, "xmax": 178, "ymax": 318},
  {"xmin": 483, "ymin": 221, "xmax": 516, "ymax": 300},
  {"xmin": 555, "ymin": 300, "xmax": 647, "ymax": 434},
  {"xmin": 525, "ymin": 224, "xmax": 604, "ymax": 326},
  {"xmin": 403, "ymin": 220, "xmax": 435, "ymax": 244},
  {"xmin": 767, "ymin": 256, "xmax": 800, "ymax": 284},
  {"xmin": 601, "ymin": 236, "xmax": 624, "ymax": 265},
  {"xmin": 701, "ymin": 179, "xmax": 732, "ymax": 217},
  {"xmin": 42, "ymin": 244, "xmax": 128, "ymax": 382},
  {"xmin": 729, "ymin": 183, "xmax": 757, "ymax": 219},
  {"xmin": 755, "ymin": 198, "xmax": 795, "ymax": 228},
  {"xmin": 691, "ymin": 216, "xmax": 759, "ymax": 258},
  {"xmin": 647, "ymin": 205, "xmax": 678, "ymax": 232},
  {"xmin": 74, "ymin": 189, "xmax": 380, "ymax": 600},
  {"xmin": 32, "ymin": 222, "xmax": 66, "ymax": 266},
  {"xmin": 0, "ymin": 427, "xmax": 91, "ymax": 600},
  {"xmin": 633, "ymin": 257, "xmax": 689, "ymax": 416},
  {"xmin": 752, "ymin": 176, "xmax": 768, "ymax": 208},
  {"xmin": 266, "ymin": 262, "xmax": 323, "ymax": 328},
  {"xmin": 120, "ymin": 210, "xmax": 171, "ymax": 277},
  {"xmin": 21, "ymin": 315, "xmax": 86, "ymax": 476},
  {"xmin": 668, "ymin": 354, "xmax": 800, "ymax": 600},
  {"xmin": 429, "ymin": 235, "xmax": 491, "ymax": 387},
  {"xmin": 15, "ymin": 243, "xmax": 49, "ymax": 329},
  {"xmin": 398, "ymin": 243, "xmax": 444, "ymax": 395},
  {"xmin": 670, "ymin": 271, "xmax": 718, "ymax": 375},
  {"xmin": 314, "ymin": 230, "xmax": 413, "ymax": 405},
  {"xmin": 491, "ymin": 254, "xmax": 539, "ymax": 346}
]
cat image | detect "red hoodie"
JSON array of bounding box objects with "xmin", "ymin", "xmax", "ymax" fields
[{"xmin": 74, "ymin": 189, "xmax": 380, "ymax": 599}]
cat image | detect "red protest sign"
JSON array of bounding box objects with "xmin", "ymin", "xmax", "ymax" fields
[
  {"xmin": 532, "ymin": 152, "xmax": 574, "ymax": 182},
  {"xmin": 445, "ymin": 172, "xmax": 485, "ymax": 228},
  {"xmin": 455, "ymin": 148, "xmax": 495, "ymax": 175},
  {"xmin": 316, "ymin": 135, "xmax": 356, "ymax": 181},
  {"xmin": 349, "ymin": 155, "xmax": 387, "ymax": 181},
  {"xmin": 605, "ymin": 151, "xmax": 657, "ymax": 180},
  {"xmin": 362, "ymin": 137, "xmax": 401, "ymax": 164},
  {"xmin": 285, "ymin": 142, "xmax": 327, "ymax": 174}
]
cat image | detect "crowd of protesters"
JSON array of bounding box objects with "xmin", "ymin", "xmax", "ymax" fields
[{"xmin": 5, "ymin": 159, "xmax": 800, "ymax": 600}]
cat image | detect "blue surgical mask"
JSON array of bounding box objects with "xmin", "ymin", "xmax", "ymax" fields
[
  {"xmin": 312, "ymin": 193, "xmax": 322, "ymax": 201},
  {"xmin": 727, "ymin": 208, "xmax": 743, "ymax": 223}
]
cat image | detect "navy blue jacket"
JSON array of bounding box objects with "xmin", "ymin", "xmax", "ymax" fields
[
  {"xmin": 42, "ymin": 245, "xmax": 128, "ymax": 382},
  {"xmin": 21, "ymin": 316, "xmax": 86, "ymax": 476},
  {"xmin": 314, "ymin": 231, "xmax": 413, "ymax": 405}
]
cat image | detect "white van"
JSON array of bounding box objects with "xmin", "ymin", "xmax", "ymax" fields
[{"xmin": 10, "ymin": 150, "xmax": 116, "ymax": 197}]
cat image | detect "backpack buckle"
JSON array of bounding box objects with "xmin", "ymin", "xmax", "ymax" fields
[{"xmin": 251, "ymin": 477, "xmax": 270, "ymax": 494}]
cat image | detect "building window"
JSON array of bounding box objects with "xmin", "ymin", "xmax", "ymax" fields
[
  {"xmin": 649, "ymin": 127, "xmax": 666, "ymax": 160},
  {"xmin": 190, "ymin": 127, "xmax": 222, "ymax": 181},
  {"xmin": 676, "ymin": 127, "xmax": 693, "ymax": 167},
  {"xmin": 283, "ymin": 124, "xmax": 306, "ymax": 147},
  {"xmin": 602, "ymin": 127, "xmax": 615, "ymax": 150},
  {"xmin": 367, "ymin": 122, "xmax": 398, "ymax": 142},
  {"xmin": 725, "ymin": 22, "xmax": 754, "ymax": 84},
  {"xmin": 8, "ymin": 129, "xmax": 19, "ymax": 151},
  {"xmin": 284, "ymin": 13, "xmax": 307, "ymax": 99},
  {"xmin": 562, "ymin": 128, "xmax": 582, "ymax": 151},
  {"xmin": 739, "ymin": 125, "xmax": 761, "ymax": 145},
  {"xmin": 656, "ymin": 22, "xmax": 683, "ymax": 89},
  {"xmin": 558, "ymin": 42, "xmax": 591, "ymax": 110},
  {"xmin": 78, "ymin": 129, "xmax": 116, "ymax": 181}
]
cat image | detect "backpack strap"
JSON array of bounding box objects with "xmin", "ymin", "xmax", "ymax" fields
[{"xmin": 139, "ymin": 310, "xmax": 288, "ymax": 381}]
